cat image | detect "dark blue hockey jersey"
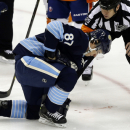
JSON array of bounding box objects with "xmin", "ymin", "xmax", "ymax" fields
[{"xmin": 13, "ymin": 21, "xmax": 89, "ymax": 69}]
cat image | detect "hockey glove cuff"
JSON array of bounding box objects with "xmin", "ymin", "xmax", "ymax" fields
[{"xmin": 44, "ymin": 50, "xmax": 56, "ymax": 62}]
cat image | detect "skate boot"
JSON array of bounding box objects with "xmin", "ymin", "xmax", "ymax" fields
[
  {"xmin": 0, "ymin": 50, "xmax": 15, "ymax": 64},
  {"xmin": 0, "ymin": 100, "xmax": 8, "ymax": 109},
  {"xmin": 58, "ymin": 98, "xmax": 71, "ymax": 117},
  {"xmin": 39, "ymin": 104, "xmax": 67, "ymax": 128},
  {"xmin": 82, "ymin": 66, "xmax": 93, "ymax": 81}
]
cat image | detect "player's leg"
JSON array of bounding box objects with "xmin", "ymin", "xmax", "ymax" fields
[
  {"xmin": 0, "ymin": 100, "xmax": 28, "ymax": 118},
  {"xmin": 0, "ymin": 84, "xmax": 48, "ymax": 119},
  {"xmin": 15, "ymin": 55, "xmax": 65, "ymax": 87},
  {"xmin": 0, "ymin": 55, "xmax": 52, "ymax": 119},
  {"xmin": 42, "ymin": 0, "xmax": 52, "ymax": 24},
  {"xmin": 47, "ymin": 0, "xmax": 70, "ymax": 24},
  {"xmin": 81, "ymin": 2, "xmax": 96, "ymax": 81},
  {"xmin": 70, "ymin": 0, "xmax": 94, "ymax": 81},
  {"xmin": 39, "ymin": 67, "xmax": 78, "ymax": 127},
  {"xmin": 0, "ymin": 99, "xmax": 41, "ymax": 119},
  {"xmin": 43, "ymin": 0, "xmax": 48, "ymax": 11},
  {"xmin": 70, "ymin": 0, "xmax": 90, "ymax": 28},
  {"xmin": 82, "ymin": 56, "xmax": 93, "ymax": 80},
  {"xmin": 21, "ymin": 84, "xmax": 47, "ymax": 119},
  {"xmin": 0, "ymin": 0, "xmax": 14, "ymax": 64},
  {"xmin": 14, "ymin": 55, "xmax": 66, "ymax": 120}
]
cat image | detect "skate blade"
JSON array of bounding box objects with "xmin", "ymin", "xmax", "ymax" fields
[
  {"xmin": 39, "ymin": 117, "xmax": 66, "ymax": 128},
  {"xmin": 0, "ymin": 56, "xmax": 15, "ymax": 64}
]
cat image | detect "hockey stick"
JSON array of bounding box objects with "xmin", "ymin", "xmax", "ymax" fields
[
  {"xmin": 77, "ymin": 57, "xmax": 94, "ymax": 79},
  {"xmin": 0, "ymin": 0, "xmax": 40, "ymax": 98}
]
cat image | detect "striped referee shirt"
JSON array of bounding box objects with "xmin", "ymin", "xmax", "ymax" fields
[{"xmin": 83, "ymin": 0, "xmax": 130, "ymax": 44}]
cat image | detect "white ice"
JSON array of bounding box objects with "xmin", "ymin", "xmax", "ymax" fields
[{"xmin": 0, "ymin": 0, "xmax": 130, "ymax": 130}]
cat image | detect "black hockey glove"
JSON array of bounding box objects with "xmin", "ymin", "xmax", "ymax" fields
[
  {"xmin": 44, "ymin": 50, "xmax": 56, "ymax": 62},
  {"xmin": 44, "ymin": 50, "xmax": 71, "ymax": 67},
  {"xmin": 56, "ymin": 50, "xmax": 71, "ymax": 67},
  {"xmin": 44, "ymin": 50, "xmax": 78, "ymax": 71}
]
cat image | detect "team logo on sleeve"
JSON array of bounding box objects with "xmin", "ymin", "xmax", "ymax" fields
[
  {"xmin": 115, "ymin": 24, "xmax": 128, "ymax": 32},
  {"xmin": 85, "ymin": 17, "xmax": 91, "ymax": 25},
  {"xmin": 108, "ymin": 35, "xmax": 111, "ymax": 40},
  {"xmin": 49, "ymin": 6, "xmax": 53, "ymax": 12}
]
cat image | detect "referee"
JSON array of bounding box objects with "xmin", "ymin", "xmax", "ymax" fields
[{"xmin": 81, "ymin": 0, "xmax": 130, "ymax": 80}]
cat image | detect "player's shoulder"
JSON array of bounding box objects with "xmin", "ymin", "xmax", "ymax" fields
[{"xmin": 63, "ymin": 23, "xmax": 82, "ymax": 33}]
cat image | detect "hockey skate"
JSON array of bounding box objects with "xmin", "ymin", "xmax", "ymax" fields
[
  {"xmin": 0, "ymin": 100, "xmax": 8, "ymax": 109},
  {"xmin": 0, "ymin": 50, "xmax": 15, "ymax": 64},
  {"xmin": 82, "ymin": 66, "xmax": 93, "ymax": 81},
  {"xmin": 39, "ymin": 104, "xmax": 67, "ymax": 128},
  {"xmin": 58, "ymin": 98, "xmax": 71, "ymax": 117}
]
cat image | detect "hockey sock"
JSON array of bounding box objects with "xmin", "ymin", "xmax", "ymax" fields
[
  {"xmin": 10, "ymin": 100, "xmax": 27, "ymax": 118},
  {"xmin": 11, "ymin": 100, "xmax": 40, "ymax": 119},
  {"xmin": 0, "ymin": 100, "xmax": 27, "ymax": 118},
  {"xmin": 45, "ymin": 85, "xmax": 69, "ymax": 113}
]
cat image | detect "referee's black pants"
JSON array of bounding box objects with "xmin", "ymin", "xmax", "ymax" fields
[{"xmin": 0, "ymin": 0, "xmax": 14, "ymax": 51}]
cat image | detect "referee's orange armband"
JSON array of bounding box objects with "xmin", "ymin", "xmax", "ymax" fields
[
  {"xmin": 86, "ymin": 0, "xmax": 98, "ymax": 3},
  {"xmin": 81, "ymin": 24, "xmax": 94, "ymax": 33}
]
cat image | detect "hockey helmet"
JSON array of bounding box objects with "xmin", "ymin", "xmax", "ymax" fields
[
  {"xmin": 99, "ymin": 0, "xmax": 121, "ymax": 10},
  {"xmin": 89, "ymin": 29, "xmax": 112, "ymax": 54}
]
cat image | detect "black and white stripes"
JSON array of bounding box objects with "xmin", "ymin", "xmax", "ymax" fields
[{"xmin": 84, "ymin": 1, "xmax": 130, "ymax": 33}]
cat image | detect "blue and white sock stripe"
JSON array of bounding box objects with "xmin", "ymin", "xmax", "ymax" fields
[
  {"xmin": 11, "ymin": 100, "xmax": 27, "ymax": 118},
  {"xmin": 47, "ymin": 21, "xmax": 64, "ymax": 41},
  {"xmin": 20, "ymin": 36, "xmax": 45, "ymax": 56},
  {"xmin": 21, "ymin": 56, "xmax": 60, "ymax": 78},
  {"xmin": 48, "ymin": 86, "xmax": 69, "ymax": 105}
]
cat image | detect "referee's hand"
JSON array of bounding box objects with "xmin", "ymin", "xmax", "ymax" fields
[{"xmin": 126, "ymin": 42, "xmax": 130, "ymax": 57}]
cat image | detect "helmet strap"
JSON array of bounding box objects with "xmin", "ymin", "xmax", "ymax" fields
[{"xmin": 83, "ymin": 41, "xmax": 97, "ymax": 56}]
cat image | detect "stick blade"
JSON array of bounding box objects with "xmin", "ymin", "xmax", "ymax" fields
[
  {"xmin": 0, "ymin": 91, "xmax": 11, "ymax": 98},
  {"xmin": 0, "ymin": 85, "xmax": 13, "ymax": 98}
]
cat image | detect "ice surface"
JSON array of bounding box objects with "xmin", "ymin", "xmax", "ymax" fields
[{"xmin": 0, "ymin": 0, "xmax": 130, "ymax": 130}]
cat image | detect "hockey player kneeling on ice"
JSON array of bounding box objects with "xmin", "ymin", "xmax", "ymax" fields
[{"xmin": 0, "ymin": 21, "xmax": 111, "ymax": 128}]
